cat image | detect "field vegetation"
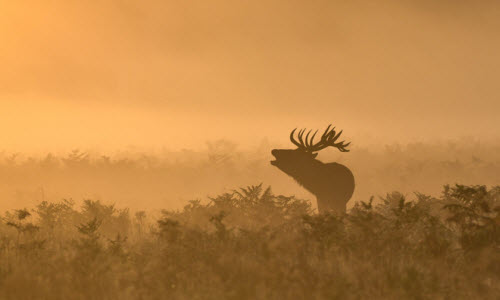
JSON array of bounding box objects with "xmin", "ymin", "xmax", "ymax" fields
[
  {"xmin": 0, "ymin": 183, "xmax": 498, "ymax": 299},
  {"xmin": 0, "ymin": 138, "xmax": 499, "ymax": 211},
  {"xmin": 0, "ymin": 139, "xmax": 498, "ymax": 298}
]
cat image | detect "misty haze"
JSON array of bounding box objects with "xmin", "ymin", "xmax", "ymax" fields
[{"xmin": 0, "ymin": 1, "xmax": 499, "ymax": 299}]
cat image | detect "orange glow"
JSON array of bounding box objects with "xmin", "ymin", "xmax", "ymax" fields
[{"xmin": 1, "ymin": 1, "xmax": 499, "ymax": 153}]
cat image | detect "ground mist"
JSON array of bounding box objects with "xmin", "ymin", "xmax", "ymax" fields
[{"xmin": 1, "ymin": 139, "xmax": 499, "ymax": 211}]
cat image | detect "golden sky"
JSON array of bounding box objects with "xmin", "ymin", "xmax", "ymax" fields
[{"xmin": 1, "ymin": 1, "xmax": 499, "ymax": 152}]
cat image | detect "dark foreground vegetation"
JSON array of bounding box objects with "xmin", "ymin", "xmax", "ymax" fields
[{"xmin": 0, "ymin": 184, "xmax": 499, "ymax": 299}]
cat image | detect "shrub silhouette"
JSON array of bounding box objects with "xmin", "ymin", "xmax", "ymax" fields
[
  {"xmin": 443, "ymin": 184, "xmax": 500, "ymax": 251},
  {"xmin": 0, "ymin": 183, "xmax": 498, "ymax": 299}
]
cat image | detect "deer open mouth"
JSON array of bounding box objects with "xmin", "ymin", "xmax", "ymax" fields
[{"xmin": 270, "ymin": 150, "xmax": 278, "ymax": 165}]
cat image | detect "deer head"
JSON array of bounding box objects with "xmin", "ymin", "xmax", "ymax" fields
[{"xmin": 271, "ymin": 124, "xmax": 350, "ymax": 168}]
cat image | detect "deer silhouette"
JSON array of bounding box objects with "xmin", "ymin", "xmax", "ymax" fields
[{"xmin": 271, "ymin": 125, "xmax": 355, "ymax": 213}]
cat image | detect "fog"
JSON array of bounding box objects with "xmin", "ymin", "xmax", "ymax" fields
[
  {"xmin": 1, "ymin": 1, "xmax": 499, "ymax": 152},
  {"xmin": 1, "ymin": 2, "xmax": 500, "ymax": 298},
  {"xmin": 0, "ymin": 0, "xmax": 499, "ymax": 210}
]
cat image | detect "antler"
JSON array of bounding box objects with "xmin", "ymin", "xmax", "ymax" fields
[{"xmin": 290, "ymin": 124, "xmax": 351, "ymax": 152}]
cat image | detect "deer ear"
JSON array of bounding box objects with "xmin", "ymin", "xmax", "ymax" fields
[{"xmin": 311, "ymin": 153, "xmax": 318, "ymax": 159}]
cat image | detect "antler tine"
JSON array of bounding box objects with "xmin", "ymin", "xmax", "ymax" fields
[
  {"xmin": 310, "ymin": 125, "xmax": 336, "ymax": 151},
  {"xmin": 298, "ymin": 129, "xmax": 306, "ymax": 147},
  {"xmin": 290, "ymin": 128, "xmax": 303, "ymax": 148},
  {"xmin": 326, "ymin": 126, "xmax": 337, "ymax": 139},
  {"xmin": 341, "ymin": 141, "xmax": 351, "ymax": 148},
  {"xmin": 309, "ymin": 130, "xmax": 318, "ymax": 148},
  {"xmin": 305, "ymin": 129, "xmax": 313, "ymax": 148},
  {"xmin": 301, "ymin": 129, "xmax": 308, "ymax": 148},
  {"xmin": 320, "ymin": 126, "xmax": 338, "ymax": 147},
  {"xmin": 322, "ymin": 124, "xmax": 332, "ymax": 139},
  {"xmin": 299, "ymin": 128, "xmax": 307, "ymax": 150},
  {"xmin": 310, "ymin": 124, "xmax": 352, "ymax": 152},
  {"xmin": 330, "ymin": 129, "xmax": 343, "ymax": 143},
  {"xmin": 336, "ymin": 141, "xmax": 351, "ymax": 152}
]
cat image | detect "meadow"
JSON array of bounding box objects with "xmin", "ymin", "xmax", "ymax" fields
[
  {"xmin": 0, "ymin": 183, "xmax": 498, "ymax": 299},
  {"xmin": 0, "ymin": 138, "xmax": 499, "ymax": 211},
  {"xmin": 0, "ymin": 139, "xmax": 499, "ymax": 299}
]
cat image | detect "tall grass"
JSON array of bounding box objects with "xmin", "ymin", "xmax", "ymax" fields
[{"xmin": 0, "ymin": 183, "xmax": 498, "ymax": 299}]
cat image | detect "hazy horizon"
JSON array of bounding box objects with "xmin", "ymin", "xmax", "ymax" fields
[{"xmin": 2, "ymin": 1, "xmax": 499, "ymax": 153}]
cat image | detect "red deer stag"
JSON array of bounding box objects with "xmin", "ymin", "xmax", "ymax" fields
[{"xmin": 271, "ymin": 125, "xmax": 355, "ymax": 213}]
